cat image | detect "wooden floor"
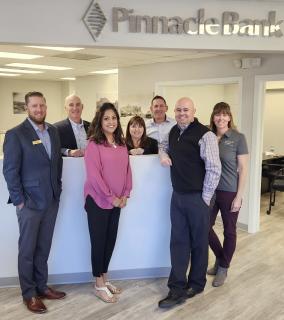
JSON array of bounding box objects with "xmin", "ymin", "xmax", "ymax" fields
[{"xmin": 1, "ymin": 193, "xmax": 284, "ymax": 320}]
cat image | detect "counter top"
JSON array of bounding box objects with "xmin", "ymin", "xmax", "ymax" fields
[{"xmin": 0, "ymin": 155, "xmax": 172, "ymax": 286}]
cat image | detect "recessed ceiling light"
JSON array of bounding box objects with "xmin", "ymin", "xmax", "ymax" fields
[
  {"xmin": 26, "ymin": 46, "xmax": 84, "ymax": 52},
  {"xmin": 0, "ymin": 73, "xmax": 20, "ymax": 77},
  {"xmin": 90, "ymin": 69, "xmax": 118, "ymax": 75},
  {"xmin": 0, "ymin": 68, "xmax": 43, "ymax": 74},
  {"xmin": 0, "ymin": 52, "xmax": 43, "ymax": 59},
  {"xmin": 61, "ymin": 77, "xmax": 76, "ymax": 80},
  {"xmin": 6, "ymin": 63, "xmax": 72, "ymax": 71}
]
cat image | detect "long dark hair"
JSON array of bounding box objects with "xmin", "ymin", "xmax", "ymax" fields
[
  {"xmin": 87, "ymin": 102, "xmax": 125, "ymax": 145},
  {"xmin": 210, "ymin": 102, "xmax": 237, "ymax": 134},
  {"xmin": 125, "ymin": 116, "xmax": 147, "ymax": 149}
]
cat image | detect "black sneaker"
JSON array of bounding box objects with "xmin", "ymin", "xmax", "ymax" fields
[{"xmin": 158, "ymin": 291, "xmax": 186, "ymax": 309}]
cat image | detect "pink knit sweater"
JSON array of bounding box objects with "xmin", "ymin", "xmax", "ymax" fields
[{"xmin": 84, "ymin": 140, "xmax": 132, "ymax": 209}]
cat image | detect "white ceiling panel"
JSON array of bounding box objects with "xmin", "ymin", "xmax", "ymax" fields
[{"xmin": 0, "ymin": 44, "xmax": 230, "ymax": 81}]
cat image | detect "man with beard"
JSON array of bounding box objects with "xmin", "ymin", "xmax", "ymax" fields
[{"xmin": 3, "ymin": 91, "xmax": 66, "ymax": 314}]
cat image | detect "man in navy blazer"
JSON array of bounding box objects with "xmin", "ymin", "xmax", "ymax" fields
[
  {"xmin": 54, "ymin": 94, "xmax": 90, "ymax": 157},
  {"xmin": 3, "ymin": 91, "xmax": 66, "ymax": 314}
]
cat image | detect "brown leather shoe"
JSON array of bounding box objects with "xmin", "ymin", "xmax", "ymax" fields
[
  {"xmin": 23, "ymin": 297, "xmax": 47, "ymax": 314},
  {"xmin": 39, "ymin": 287, "xmax": 66, "ymax": 300}
]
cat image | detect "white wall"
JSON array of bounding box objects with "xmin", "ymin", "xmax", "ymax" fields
[
  {"xmin": 224, "ymin": 84, "xmax": 239, "ymax": 121},
  {"xmin": 73, "ymin": 74, "xmax": 118, "ymax": 122},
  {"xmin": 0, "ymin": 74, "xmax": 118, "ymax": 131},
  {"xmin": 0, "ymin": 75, "xmax": 118, "ymax": 156},
  {"xmin": 163, "ymin": 85, "xmax": 224, "ymax": 121},
  {"xmin": 263, "ymin": 90, "xmax": 284, "ymax": 155},
  {"xmin": 159, "ymin": 83, "xmax": 239, "ymax": 125},
  {"xmin": 0, "ymin": 78, "xmax": 64, "ymax": 131}
]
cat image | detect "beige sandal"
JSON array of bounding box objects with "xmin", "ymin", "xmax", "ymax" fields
[
  {"xmin": 94, "ymin": 286, "xmax": 117, "ymax": 303},
  {"xmin": 105, "ymin": 281, "xmax": 122, "ymax": 294}
]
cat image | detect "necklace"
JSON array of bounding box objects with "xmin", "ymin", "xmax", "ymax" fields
[{"xmin": 108, "ymin": 140, "xmax": 117, "ymax": 148}]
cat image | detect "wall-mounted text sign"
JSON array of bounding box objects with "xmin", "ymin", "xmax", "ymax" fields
[
  {"xmin": 112, "ymin": 8, "xmax": 283, "ymax": 37},
  {"xmin": 83, "ymin": 2, "xmax": 283, "ymax": 41}
]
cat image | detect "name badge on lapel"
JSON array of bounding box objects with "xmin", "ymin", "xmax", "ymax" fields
[{"xmin": 32, "ymin": 139, "xmax": 42, "ymax": 145}]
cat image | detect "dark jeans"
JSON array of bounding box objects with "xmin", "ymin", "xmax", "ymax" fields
[
  {"xmin": 85, "ymin": 195, "xmax": 120, "ymax": 277},
  {"xmin": 209, "ymin": 190, "xmax": 239, "ymax": 268},
  {"xmin": 16, "ymin": 201, "xmax": 59, "ymax": 299},
  {"xmin": 168, "ymin": 191, "xmax": 210, "ymax": 294}
]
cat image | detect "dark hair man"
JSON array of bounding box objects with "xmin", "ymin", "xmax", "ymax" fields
[{"xmin": 145, "ymin": 95, "xmax": 175, "ymax": 145}]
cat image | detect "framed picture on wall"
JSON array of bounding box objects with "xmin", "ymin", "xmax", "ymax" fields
[{"xmin": 13, "ymin": 92, "xmax": 26, "ymax": 114}]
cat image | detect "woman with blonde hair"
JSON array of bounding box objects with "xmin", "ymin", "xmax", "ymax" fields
[{"xmin": 207, "ymin": 102, "xmax": 249, "ymax": 287}]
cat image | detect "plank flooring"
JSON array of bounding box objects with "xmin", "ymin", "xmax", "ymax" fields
[{"xmin": 0, "ymin": 193, "xmax": 284, "ymax": 320}]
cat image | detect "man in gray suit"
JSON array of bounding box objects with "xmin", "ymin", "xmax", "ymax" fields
[{"xmin": 3, "ymin": 91, "xmax": 66, "ymax": 314}]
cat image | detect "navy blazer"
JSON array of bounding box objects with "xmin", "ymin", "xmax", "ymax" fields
[
  {"xmin": 53, "ymin": 118, "xmax": 90, "ymax": 150},
  {"xmin": 3, "ymin": 119, "xmax": 63, "ymax": 211}
]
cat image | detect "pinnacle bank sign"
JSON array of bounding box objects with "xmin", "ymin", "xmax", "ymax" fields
[{"xmin": 112, "ymin": 8, "xmax": 283, "ymax": 38}]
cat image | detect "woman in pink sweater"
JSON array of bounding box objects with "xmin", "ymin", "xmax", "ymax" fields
[{"xmin": 84, "ymin": 102, "xmax": 132, "ymax": 303}]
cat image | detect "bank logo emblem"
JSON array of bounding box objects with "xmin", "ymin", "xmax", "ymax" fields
[{"xmin": 83, "ymin": 1, "xmax": 106, "ymax": 41}]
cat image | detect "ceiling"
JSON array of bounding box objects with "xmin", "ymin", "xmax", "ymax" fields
[{"xmin": 0, "ymin": 44, "xmax": 229, "ymax": 81}]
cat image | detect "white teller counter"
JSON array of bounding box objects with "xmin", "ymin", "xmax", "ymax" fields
[{"xmin": 0, "ymin": 156, "xmax": 172, "ymax": 287}]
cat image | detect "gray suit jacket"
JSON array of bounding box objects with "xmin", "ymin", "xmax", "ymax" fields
[{"xmin": 3, "ymin": 119, "xmax": 63, "ymax": 211}]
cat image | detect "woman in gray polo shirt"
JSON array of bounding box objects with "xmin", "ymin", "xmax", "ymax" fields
[{"xmin": 207, "ymin": 102, "xmax": 248, "ymax": 287}]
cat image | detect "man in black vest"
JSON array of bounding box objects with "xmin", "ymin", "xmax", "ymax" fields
[
  {"xmin": 158, "ymin": 97, "xmax": 221, "ymax": 309},
  {"xmin": 54, "ymin": 94, "xmax": 90, "ymax": 157}
]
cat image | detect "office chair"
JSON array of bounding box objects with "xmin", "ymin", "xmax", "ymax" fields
[{"xmin": 266, "ymin": 165, "xmax": 284, "ymax": 214}]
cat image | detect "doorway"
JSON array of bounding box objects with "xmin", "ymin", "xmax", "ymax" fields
[{"xmin": 250, "ymin": 75, "xmax": 284, "ymax": 233}]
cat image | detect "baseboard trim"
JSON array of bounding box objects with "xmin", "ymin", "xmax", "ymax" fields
[
  {"xmin": 0, "ymin": 267, "xmax": 171, "ymax": 288},
  {"xmin": 237, "ymin": 221, "xmax": 248, "ymax": 231}
]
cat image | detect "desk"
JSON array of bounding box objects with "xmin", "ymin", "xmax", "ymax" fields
[
  {"xmin": 261, "ymin": 155, "xmax": 284, "ymax": 193},
  {"xmin": 0, "ymin": 156, "xmax": 172, "ymax": 287}
]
